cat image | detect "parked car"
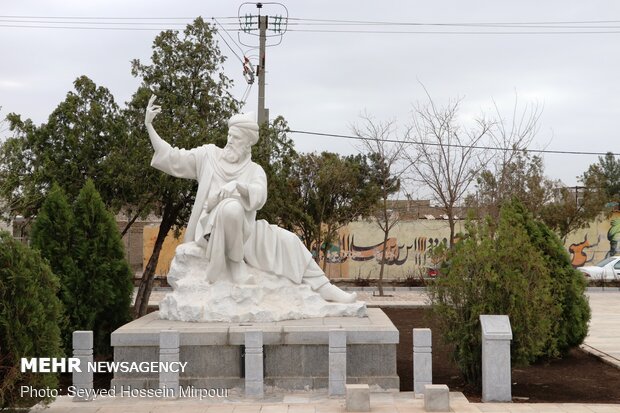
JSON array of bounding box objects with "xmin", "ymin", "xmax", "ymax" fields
[
  {"xmin": 577, "ymin": 256, "xmax": 620, "ymax": 280},
  {"xmin": 425, "ymin": 266, "xmax": 439, "ymax": 278}
]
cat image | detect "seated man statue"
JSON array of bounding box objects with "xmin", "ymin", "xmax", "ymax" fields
[{"xmin": 145, "ymin": 95, "xmax": 356, "ymax": 304}]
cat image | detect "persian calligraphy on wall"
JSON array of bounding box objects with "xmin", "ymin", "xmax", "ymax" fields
[
  {"xmin": 316, "ymin": 235, "xmax": 447, "ymax": 266},
  {"xmin": 142, "ymin": 212, "xmax": 620, "ymax": 279},
  {"xmin": 142, "ymin": 220, "xmax": 458, "ymax": 279},
  {"xmin": 316, "ymin": 221, "xmax": 457, "ymax": 279}
]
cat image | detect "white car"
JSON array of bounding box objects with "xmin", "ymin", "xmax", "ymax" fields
[{"xmin": 577, "ymin": 256, "xmax": 620, "ymax": 280}]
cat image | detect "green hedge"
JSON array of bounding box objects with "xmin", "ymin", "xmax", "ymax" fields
[
  {"xmin": 31, "ymin": 180, "xmax": 133, "ymax": 356},
  {"xmin": 429, "ymin": 199, "xmax": 590, "ymax": 386},
  {"xmin": 0, "ymin": 231, "xmax": 63, "ymax": 407}
]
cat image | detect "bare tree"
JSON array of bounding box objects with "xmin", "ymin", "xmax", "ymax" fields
[
  {"xmin": 488, "ymin": 97, "xmax": 542, "ymax": 175},
  {"xmin": 353, "ymin": 114, "xmax": 408, "ymax": 296},
  {"xmin": 0, "ymin": 106, "xmax": 6, "ymax": 136},
  {"xmin": 467, "ymin": 98, "xmax": 603, "ymax": 241},
  {"xmin": 405, "ymin": 92, "xmax": 493, "ymax": 246},
  {"xmin": 472, "ymin": 97, "xmax": 543, "ymax": 220}
]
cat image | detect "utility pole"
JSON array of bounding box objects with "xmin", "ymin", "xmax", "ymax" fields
[
  {"xmin": 238, "ymin": 2, "xmax": 288, "ymax": 149},
  {"xmin": 257, "ymin": 12, "xmax": 268, "ymax": 127}
]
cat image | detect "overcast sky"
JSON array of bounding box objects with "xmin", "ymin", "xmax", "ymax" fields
[{"xmin": 1, "ymin": 0, "xmax": 619, "ymax": 189}]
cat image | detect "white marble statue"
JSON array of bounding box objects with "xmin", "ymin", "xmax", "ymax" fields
[{"xmin": 145, "ymin": 96, "xmax": 364, "ymax": 322}]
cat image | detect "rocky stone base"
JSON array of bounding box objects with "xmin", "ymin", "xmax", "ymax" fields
[{"xmin": 158, "ymin": 243, "xmax": 366, "ymax": 323}]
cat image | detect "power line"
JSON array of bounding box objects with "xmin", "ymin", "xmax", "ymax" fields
[
  {"xmin": 3, "ymin": 15, "xmax": 618, "ymax": 25},
  {"xmin": 287, "ymin": 29, "xmax": 620, "ymax": 35},
  {"xmin": 211, "ymin": 18, "xmax": 246, "ymax": 65},
  {"xmin": 0, "ymin": 15, "xmax": 237, "ymax": 20},
  {"xmin": 286, "ymin": 22, "xmax": 620, "ymax": 29},
  {"xmin": 4, "ymin": 23, "xmax": 618, "ymax": 34},
  {"xmin": 2, "ymin": 15, "xmax": 620, "ymax": 34},
  {"xmin": 288, "ymin": 17, "xmax": 620, "ymax": 25},
  {"xmin": 286, "ymin": 17, "xmax": 620, "ymax": 33},
  {"xmin": 239, "ymin": 82, "xmax": 254, "ymax": 109},
  {"xmin": 213, "ymin": 18, "xmax": 246, "ymax": 57},
  {"xmin": 0, "ymin": 23, "xmax": 188, "ymax": 31},
  {"xmin": 0, "ymin": 16, "xmax": 239, "ymax": 31},
  {"xmin": 0, "ymin": 18, "xmax": 190, "ymax": 25},
  {"xmin": 288, "ymin": 129, "xmax": 620, "ymax": 157}
]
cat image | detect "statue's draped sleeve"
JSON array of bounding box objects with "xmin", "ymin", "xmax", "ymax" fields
[
  {"xmin": 150, "ymin": 138, "xmax": 209, "ymax": 180},
  {"xmin": 239, "ymin": 166, "xmax": 268, "ymax": 213}
]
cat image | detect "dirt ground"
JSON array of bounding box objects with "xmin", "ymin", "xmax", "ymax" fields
[{"xmin": 383, "ymin": 307, "xmax": 620, "ymax": 403}]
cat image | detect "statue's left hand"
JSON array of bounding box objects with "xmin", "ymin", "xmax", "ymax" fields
[{"xmin": 218, "ymin": 180, "xmax": 238, "ymax": 199}]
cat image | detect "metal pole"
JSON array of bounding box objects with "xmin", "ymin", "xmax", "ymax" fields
[{"xmin": 258, "ymin": 15, "xmax": 268, "ymax": 127}]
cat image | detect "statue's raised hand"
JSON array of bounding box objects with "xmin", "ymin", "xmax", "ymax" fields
[{"xmin": 145, "ymin": 95, "xmax": 161, "ymax": 126}]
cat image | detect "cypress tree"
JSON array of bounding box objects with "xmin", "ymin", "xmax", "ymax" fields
[
  {"xmin": 30, "ymin": 183, "xmax": 76, "ymax": 353},
  {"xmin": 429, "ymin": 199, "xmax": 559, "ymax": 386},
  {"xmin": 72, "ymin": 179, "xmax": 133, "ymax": 355},
  {"xmin": 527, "ymin": 217, "xmax": 590, "ymax": 354},
  {"xmin": 430, "ymin": 198, "xmax": 591, "ymax": 387},
  {"xmin": 499, "ymin": 199, "xmax": 590, "ymax": 355},
  {"xmin": 0, "ymin": 231, "xmax": 63, "ymax": 407}
]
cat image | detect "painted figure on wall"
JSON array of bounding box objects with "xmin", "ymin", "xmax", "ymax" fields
[
  {"xmin": 608, "ymin": 218, "xmax": 620, "ymax": 258},
  {"xmin": 569, "ymin": 234, "xmax": 600, "ymax": 268}
]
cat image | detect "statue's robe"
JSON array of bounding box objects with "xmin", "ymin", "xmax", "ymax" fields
[{"xmin": 150, "ymin": 140, "xmax": 315, "ymax": 284}]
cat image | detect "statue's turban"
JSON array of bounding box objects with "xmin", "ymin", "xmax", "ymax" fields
[{"xmin": 228, "ymin": 112, "xmax": 259, "ymax": 145}]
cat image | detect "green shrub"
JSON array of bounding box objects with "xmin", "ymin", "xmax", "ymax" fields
[
  {"xmin": 0, "ymin": 231, "xmax": 63, "ymax": 407},
  {"xmin": 30, "ymin": 183, "xmax": 76, "ymax": 353},
  {"xmin": 71, "ymin": 179, "xmax": 133, "ymax": 355},
  {"xmin": 526, "ymin": 218, "xmax": 590, "ymax": 354},
  {"xmin": 483, "ymin": 199, "xmax": 590, "ymax": 356},
  {"xmin": 30, "ymin": 180, "xmax": 133, "ymax": 357},
  {"xmin": 429, "ymin": 199, "xmax": 560, "ymax": 386}
]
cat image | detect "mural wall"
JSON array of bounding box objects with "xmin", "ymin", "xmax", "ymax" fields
[
  {"xmin": 142, "ymin": 211, "xmax": 620, "ymax": 278},
  {"xmin": 565, "ymin": 211, "xmax": 620, "ymax": 268},
  {"xmin": 143, "ymin": 220, "xmax": 462, "ymax": 280},
  {"xmin": 315, "ymin": 220, "xmax": 460, "ymax": 279},
  {"xmin": 143, "ymin": 226, "xmax": 186, "ymax": 276}
]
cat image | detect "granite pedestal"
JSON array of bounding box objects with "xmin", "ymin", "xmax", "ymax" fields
[
  {"xmin": 480, "ymin": 315, "xmax": 512, "ymax": 403},
  {"xmin": 111, "ymin": 308, "xmax": 399, "ymax": 392}
]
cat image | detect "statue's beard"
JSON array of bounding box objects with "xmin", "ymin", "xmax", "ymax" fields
[{"xmin": 222, "ymin": 144, "xmax": 247, "ymax": 164}]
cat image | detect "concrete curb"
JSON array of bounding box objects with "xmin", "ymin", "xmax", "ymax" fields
[{"xmin": 580, "ymin": 343, "xmax": 620, "ymax": 371}]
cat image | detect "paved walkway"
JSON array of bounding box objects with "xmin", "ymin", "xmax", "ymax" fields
[
  {"xmin": 581, "ymin": 290, "xmax": 620, "ymax": 369},
  {"xmin": 35, "ymin": 391, "xmax": 620, "ymax": 412},
  {"xmin": 40, "ymin": 290, "xmax": 620, "ymax": 412}
]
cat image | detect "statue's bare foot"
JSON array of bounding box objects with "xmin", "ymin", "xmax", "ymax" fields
[
  {"xmin": 176, "ymin": 241, "xmax": 206, "ymax": 258},
  {"xmin": 317, "ymin": 283, "xmax": 357, "ymax": 303}
]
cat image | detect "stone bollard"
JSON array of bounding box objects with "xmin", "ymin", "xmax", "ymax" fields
[
  {"xmin": 329, "ymin": 329, "xmax": 347, "ymax": 396},
  {"xmin": 480, "ymin": 315, "xmax": 512, "ymax": 402},
  {"xmin": 72, "ymin": 331, "xmax": 93, "ymax": 402},
  {"xmin": 424, "ymin": 384, "xmax": 450, "ymax": 412},
  {"xmin": 346, "ymin": 384, "xmax": 370, "ymax": 412},
  {"xmin": 413, "ymin": 328, "xmax": 432, "ymax": 398},
  {"xmin": 244, "ymin": 330, "xmax": 264, "ymax": 398},
  {"xmin": 159, "ymin": 330, "xmax": 180, "ymax": 398}
]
